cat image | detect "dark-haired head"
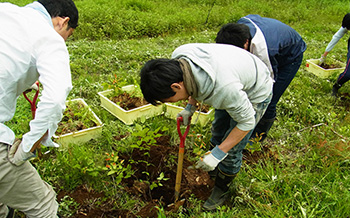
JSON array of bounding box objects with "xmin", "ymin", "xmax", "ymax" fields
[
  {"xmin": 38, "ymin": 0, "xmax": 79, "ymax": 29},
  {"xmin": 215, "ymin": 23, "xmax": 251, "ymax": 49},
  {"xmin": 140, "ymin": 58, "xmax": 183, "ymax": 105},
  {"xmin": 342, "ymin": 13, "xmax": 350, "ymax": 29}
]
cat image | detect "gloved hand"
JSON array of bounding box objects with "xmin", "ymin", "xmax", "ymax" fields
[
  {"xmin": 195, "ymin": 145, "xmax": 228, "ymax": 171},
  {"xmin": 24, "ymin": 82, "xmax": 39, "ymax": 94},
  {"xmin": 177, "ymin": 103, "xmax": 196, "ymax": 125},
  {"xmin": 319, "ymin": 55, "xmax": 327, "ymax": 65},
  {"xmin": 8, "ymin": 139, "xmax": 36, "ymax": 166}
]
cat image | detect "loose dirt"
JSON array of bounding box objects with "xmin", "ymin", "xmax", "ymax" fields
[
  {"xmin": 55, "ymin": 97, "xmax": 277, "ymax": 218},
  {"xmin": 57, "ymin": 135, "xmax": 214, "ymax": 217},
  {"xmin": 109, "ymin": 92, "xmax": 148, "ymax": 110},
  {"xmin": 319, "ymin": 63, "xmax": 342, "ymax": 69}
]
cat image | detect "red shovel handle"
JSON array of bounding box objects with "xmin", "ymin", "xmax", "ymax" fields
[
  {"xmin": 177, "ymin": 117, "xmax": 191, "ymax": 146},
  {"xmin": 23, "ymin": 81, "xmax": 40, "ymax": 119}
]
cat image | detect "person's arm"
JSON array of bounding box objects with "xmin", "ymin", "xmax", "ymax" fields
[
  {"xmin": 323, "ymin": 27, "xmax": 348, "ymax": 57},
  {"xmin": 217, "ymin": 127, "xmax": 250, "ymax": 153},
  {"xmin": 21, "ymin": 29, "xmax": 72, "ymax": 152},
  {"xmin": 30, "ymin": 130, "xmax": 48, "ymax": 152},
  {"xmin": 195, "ymin": 126, "xmax": 251, "ymax": 172}
]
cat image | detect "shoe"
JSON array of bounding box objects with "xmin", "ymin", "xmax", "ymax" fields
[
  {"xmin": 202, "ymin": 170, "xmax": 236, "ymax": 211},
  {"xmin": 203, "ymin": 185, "xmax": 229, "ymax": 211},
  {"xmin": 332, "ymin": 82, "xmax": 341, "ymax": 97}
]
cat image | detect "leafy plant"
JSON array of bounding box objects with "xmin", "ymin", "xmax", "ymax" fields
[
  {"xmin": 101, "ymin": 152, "xmax": 133, "ymax": 185},
  {"xmin": 246, "ymin": 133, "xmax": 263, "ymax": 153},
  {"xmin": 56, "ymin": 100, "xmax": 98, "ymax": 135},
  {"xmin": 149, "ymin": 172, "xmax": 170, "ymax": 190},
  {"xmin": 58, "ymin": 196, "xmax": 80, "ymax": 218},
  {"xmin": 130, "ymin": 124, "xmax": 164, "ymax": 150}
]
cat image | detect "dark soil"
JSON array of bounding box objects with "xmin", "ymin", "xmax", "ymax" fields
[
  {"xmin": 57, "ymin": 135, "xmax": 214, "ymax": 218},
  {"xmin": 319, "ymin": 63, "xmax": 342, "ymax": 69},
  {"xmin": 54, "ymin": 97, "xmax": 275, "ymax": 218},
  {"xmin": 110, "ymin": 92, "xmax": 148, "ymax": 110},
  {"xmin": 55, "ymin": 133, "xmax": 276, "ymax": 218}
]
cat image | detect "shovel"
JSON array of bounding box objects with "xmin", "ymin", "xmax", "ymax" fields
[
  {"xmin": 23, "ymin": 81, "xmax": 45, "ymax": 155},
  {"xmin": 23, "ymin": 81, "xmax": 40, "ymax": 119},
  {"xmin": 174, "ymin": 116, "xmax": 191, "ymax": 202}
]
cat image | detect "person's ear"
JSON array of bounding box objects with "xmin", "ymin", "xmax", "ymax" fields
[
  {"xmin": 170, "ymin": 83, "xmax": 182, "ymax": 92},
  {"xmin": 52, "ymin": 17, "xmax": 70, "ymax": 30},
  {"xmin": 60, "ymin": 17, "xmax": 70, "ymax": 30},
  {"xmin": 244, "ymin": 39, "xmax": 249, "ymax": 50}
]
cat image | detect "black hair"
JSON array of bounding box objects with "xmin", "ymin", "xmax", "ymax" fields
[
  {"xmin": 342, "ymin": 13, "xmax": 350, "ymax": 29},
  {"xmin": 140, "ymin": 58, "xmax": 183, "ymax": 105},
  {"xmin": 38, "ymin": 0, "xmax": 79, "ymax": 29},
  {"xmin": 215, "ymin": 23, "xmax": 251, "ymax": 49}
]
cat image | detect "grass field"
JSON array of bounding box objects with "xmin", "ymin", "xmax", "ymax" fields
[{"xmin": 3, "ymin": 0, "xmax": 350, "ymax": 217}]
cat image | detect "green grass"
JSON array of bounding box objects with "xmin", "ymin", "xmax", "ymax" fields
[{"xmin": 4, "ymin": 0, "xmax": 350, "ymax": 217}]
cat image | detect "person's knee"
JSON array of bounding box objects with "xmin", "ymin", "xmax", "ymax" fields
[{"xmin": 24, "ymin": 184, "xmax": 58, "ymax": 218}]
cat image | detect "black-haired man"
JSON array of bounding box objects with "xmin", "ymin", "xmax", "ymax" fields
[
  {"xmin": 216, "ymin": 14, "xmax": 306, "ymax": 142},
  {"xmin": 140, "ymin": 43, "xmax": 273, "ymax": 210}
]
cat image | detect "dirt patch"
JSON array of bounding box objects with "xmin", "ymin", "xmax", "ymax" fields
[
  {"xmin": 319, "ymin": 63, "xmax": 342, "ymax": 69},
  {"xmin": 122, "ymin": 135, "xmax": 213, "ymax": 217},
  {"xmin": 58, "ymin": 135, "xmax": 214, "ymax": 218},
  {"xmin": 57, "ymin": 186, "xmax": 131, "ymax": 218},
  {"xmin": 109, "ymin": 92, "xmax": 148, "ymax": 110},
  {"xmin": 56, "ymin": 135, "xmax": 278, "ymax": 218}
]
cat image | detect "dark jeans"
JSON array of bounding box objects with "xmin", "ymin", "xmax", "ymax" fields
[
  {"xmin": 263, "ymin": 54, "xmax": 303, "ymax": 119},
  {"xmin": 336, "ymin": 37, "xmax": 350, "ymax": 85},
  {"xmin": 210, "ymin": 93, "xmax": 272, "ymax": 175}
]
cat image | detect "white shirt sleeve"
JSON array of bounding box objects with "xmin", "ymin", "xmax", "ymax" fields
[
  {"xmin": 21, "ymin": 33, "xmax": 72, "ymax": 151},
  {"xmin": 325, "ymin": 27, "xmax": 348, "ymax": 52}
]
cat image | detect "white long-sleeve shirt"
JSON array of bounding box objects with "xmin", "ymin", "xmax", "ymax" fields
[
  {"xmin": 326, "ymin": 27, "xmax": 348, "ymax": 52},
  {"xmin": 0, "ymin": 2, "xmax": 72, "ymax": 151},
  {"xmin": 172, "ymin": 43, "xmax": 273, "ymax": 131}
]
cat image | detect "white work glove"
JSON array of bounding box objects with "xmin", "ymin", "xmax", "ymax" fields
[
  {"xmin": 24, "ymin": 82, "xmax": 39, "ymax": 94},
  {"xmin": 319, "ymin": 55, "xmax": 326, "ymax": 65},
  {"xmin": 177, "ymin": 103, "xmax": 196, "ymax": 125},
  {"xmin": 8, "ymin": 139, "xmax": 36, "ymax": 166},
  {"xmin": 195, "ymin": 145, "xmax": 228, "ymax": 171}
]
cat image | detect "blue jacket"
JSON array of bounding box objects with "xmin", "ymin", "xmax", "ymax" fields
[{"xmin": 238, "ymin": 14, "xmax": 306, "ymax": 75}]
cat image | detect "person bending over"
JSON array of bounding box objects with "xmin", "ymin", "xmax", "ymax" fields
[
  {"xmin": 140, "ymin": 43, "xmax": 273, "ymax": 210},
  {"xmin": 0, "ymin": 0, "xmax": 78, "ymax": 217}
]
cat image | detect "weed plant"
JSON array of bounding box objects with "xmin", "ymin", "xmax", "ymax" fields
[{"xmin": 4, "ymin": 0, "xmax": 350, "ymax": 217}]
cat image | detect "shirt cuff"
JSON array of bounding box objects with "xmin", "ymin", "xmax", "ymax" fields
[{"xmin": 211, "ymin": 145, "xmax": 227, "ymax": 160}]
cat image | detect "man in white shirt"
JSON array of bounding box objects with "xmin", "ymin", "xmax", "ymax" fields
[
  {"xmin": 320, "ymin": 13, "xmax": 350, "ymax": 96},
  {"xmin": 0, "ymin": 0, "xmax": 78, "ymax": 217}
]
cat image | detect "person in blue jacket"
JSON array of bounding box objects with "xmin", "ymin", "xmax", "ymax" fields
[
  {"xmin": 215, "ymin": 14, "xmax": 306, "ymax": 143},
  {"xmin": 320, "ymin": 13, "xmax": 350, "ymax": 96}
]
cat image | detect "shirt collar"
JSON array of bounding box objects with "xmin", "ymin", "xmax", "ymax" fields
[{"xmin": 25, "ymin": 1, "xmax": 53, "ymax": 28}]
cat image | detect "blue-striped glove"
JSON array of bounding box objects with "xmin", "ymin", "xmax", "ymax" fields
[{"xmin": 195, "ymin": 145, "xmax": 228, "ymax": 171}]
